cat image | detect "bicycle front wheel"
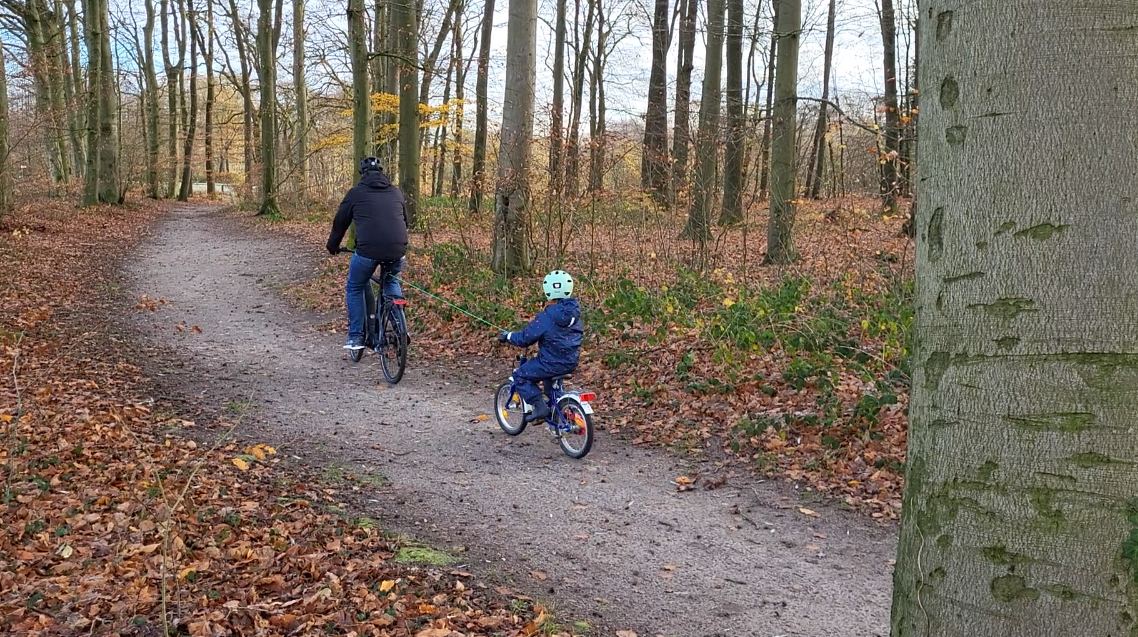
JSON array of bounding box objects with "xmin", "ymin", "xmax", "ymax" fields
[
  {"xmin": 555, "ymin": 396, "xmax": 594, "ymax": 459},
  {"xmin": 494, "ymin": 382, "xmax": 527, "ymax": 435},
  {"xmin": 379, "ymin": 307, "xmax": 407, "ymax": 384}
]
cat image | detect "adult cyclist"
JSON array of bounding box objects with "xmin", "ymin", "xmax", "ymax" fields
[{"xmin": 326, "ymin": 157, "xmax": 408, "ymax": 351}]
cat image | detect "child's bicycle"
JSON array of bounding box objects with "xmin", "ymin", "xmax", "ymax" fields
[{"xmin": 493, "ymin": 354, "xmax": 596, "ymax": 458}]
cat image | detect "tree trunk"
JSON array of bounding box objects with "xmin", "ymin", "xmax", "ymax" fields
[
  {"xmin": 257, "ymin": 0, "xmax": 282, "ymax": 216},
  {"xmin": 292, "ymin": 0, "xmax": 308, "ymax": 197},
  {"xmin": 764, "ymin": 0, "xmax": 798, "ymax": 264},
  {"xmin": 80, "ymin": 0, "xmax": 102, "ymax": 206},
  {"xmin": 491, "ymin": 0, "xmax": 536, "ymax": 276},
  {"xmin": 670, "ymin": 0, "xmax": 697, "ymax": 201},
  {"xmin": 804, "ymin": 0, "xmax": 835, "ymax": 199},
  {"xmin": 890, "ymin": 3, "xmax": 1138, "ymax": 635},
  {"xmin": 348, "ymin": 0, "xmax": 371, "ymax": 172},
  {"xmin": 143, "ymin": 0, "xmax": 161, "ymax": 198},
  {"xmin": 178, "ymin": 0, "xmax": 199, "ymax": 202},
  {"xmin": 224, "ymin": 0, "xmax": 255, "ymax": 185},
  {"xmin": 640, "ymin": 0, "xmax": 669, "ymax": 200},
  {"xmin": 394, "ymin": 0, "xmax": 420, "ymax": 226},
  {"xmin": 432, "ymin": 61, "xmax": 453, "ymax": 198},
  {"xmin": 64, "ymin": 0, "xmax": 85, "ymax": 174},
  {"xmin": 43, "ymin": 0, "xmax": 71, "ymax": 183},
  {"xmin": 877, "ymin": 0, "xmax": 900, "ymax": 215},
  {"xmin": 23, "ymin": 0, "xmax": 69, "ymax": 186},
  {"xmin": 565, "ymin": 0, "xmax": 595, "ymax": 198},
  {"xmin": 449, "ymin": 9, "xmax": 468, "ymax": 197},
  {"xmin": 719, "ymin": 0, "xmax": 743, "ymax": 225},
  {"xmin": 549, "ymin": 0, "xmax": 567, "ymax": 194},
  {"xmin": 900, "ymin": 14, "xmax": 918, "ymax": 238},
  {"xmin": 468, "ymin": 0, "xmax": 495, "ymax": 215},
  {"xmin": 203, "ymin": 0, "xmax": 215, "ymax": 194},
  {"xmin": 90, "ymin": 0, "xmax": 117, "ymax": 203},
  {"xmin": 757, "ymin": 0, "xmax": 778, "ymax": 201},
  {"xmin": 682, "ymin": 0, "xmax": 723, "ymax": 241},
  {"xmin": 0, "ymin": 40, "xmax": 10, "ymax": 214},
  {"xmin": 586, "ymin": 0, "xmax": 606, "ymax": 194},
  {"xmin": 162, "ymin": 0, "xmax": 186, "ymax": 198}
]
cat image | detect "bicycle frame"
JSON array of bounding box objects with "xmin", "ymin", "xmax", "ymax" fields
[
  {"xmin": 506, "ymin": 355, "xmax": 595, "ymax": 433},
  {"xmin": 362, "ymin": 271, "xmax": 407, "ymax": 349}
]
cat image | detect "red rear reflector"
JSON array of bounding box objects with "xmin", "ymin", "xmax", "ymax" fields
[
  {"xmin": 578, "ymin": 392, "xmax": 596, "ymax": 402},
  {"xmin": 393, "ymin": 299, "xmax": 407, "ymax": 306}
]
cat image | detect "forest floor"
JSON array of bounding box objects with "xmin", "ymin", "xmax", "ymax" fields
[{"xmin": 2, "ymin": 199, "xmax": 901, "ymax": 636}]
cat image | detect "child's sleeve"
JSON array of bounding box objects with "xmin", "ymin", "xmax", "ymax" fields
[{"xmin": 506, "ymin": 311, "xmax": 550, "ymax": 347}]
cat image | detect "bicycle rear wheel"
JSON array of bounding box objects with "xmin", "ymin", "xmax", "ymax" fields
[
  {"xmin": 379, "ymin": 305, "xmax": 407, "ymax": 384},
  {"xmin": 555, "ymin": 396, "xmax": 594, "ymax": 458}
]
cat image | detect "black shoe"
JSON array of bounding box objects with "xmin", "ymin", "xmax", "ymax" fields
[{"xmin": 524, "ymin": 402, "xmax": 551, "ymax": 424}]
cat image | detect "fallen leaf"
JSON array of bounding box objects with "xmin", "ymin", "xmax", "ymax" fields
[
  {"xmin": 529, "ymin": 570, "xmax": 548, "ymax": 581},
  {"xmin": 231, "ymin": 457, "xmax": 250, "ymax": 471},
  {"xmin": 798, "ymin": 507, "xmax": 818, "ymax": 517},
  {"xmin": 379, "ymin": 579, "xmax": 396, "ymax": 592}
]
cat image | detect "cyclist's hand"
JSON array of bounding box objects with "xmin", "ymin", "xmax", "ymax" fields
[
  {"xmin": 498, "ymin": 331, "xmax": 510, "ymax": 344},
  {"xmin": 326, "ymin": 242, "xmax": 340, "ymax": 255}
]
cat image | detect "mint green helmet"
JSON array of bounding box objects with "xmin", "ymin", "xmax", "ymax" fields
[{"xmin": 543, "ymin": 270, "xmax": 574, "ymax": 300}]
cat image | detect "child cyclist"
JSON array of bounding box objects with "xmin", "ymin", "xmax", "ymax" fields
[{"xmin": 498, "ymin": 270, "xmax": 583, "ymax": 423}]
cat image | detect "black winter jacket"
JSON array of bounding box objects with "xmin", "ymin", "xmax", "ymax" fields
[{"xmin": 326, "ymin": 170, "xmax": 409, "ymax": 262}]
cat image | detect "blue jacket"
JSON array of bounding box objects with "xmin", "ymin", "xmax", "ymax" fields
[{"xmin": 507, "ymin": 298, "xmax": 584, "ymax": 371}]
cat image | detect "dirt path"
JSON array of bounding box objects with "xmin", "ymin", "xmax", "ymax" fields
[{"xmin": 123, "ymin": 204, "xmax": 896, "ymax": 637}]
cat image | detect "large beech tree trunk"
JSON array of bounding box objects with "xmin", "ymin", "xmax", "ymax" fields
[
  {"xmin": 890, "ymin": 3, "xmax": 1138, "ymax": 636},
  {"xmin": 491, "ymin": 0, "xmax": 536, "ymax": 275}
]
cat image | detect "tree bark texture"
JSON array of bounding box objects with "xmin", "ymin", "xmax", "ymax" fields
[
  {"xmin": 256, "ymin": 0, "xmax": 282, "ymax": 215},
  {"xmin": 670, "ymin": 0, "xmax": 697, "ymax": 201},
  {"xmin": 878, "ymin": 0, "xmax": 901, "ymax": 215},
  {"xmin": 143, "ymin": 0, "xmax": 161, "ymax": 198},
  {"xmin": 719, "ymin": 0, "xmax": 743, "ymax": 225},
  {"xmin": 682, "ymin": 0, "xmax": 723, "ymax": 240},
  {"xmin": 640, "ymin": 0, "xmax": 669, "ymax": 200},
  {"xmin": 890, "ymin": 3, "xmax": 1138, "ymax": 635},
  {"xmin": 0, "ymin": 41, "xmax": 11, "ymax": 214},
  {"xmin": 292, "ymin": 0, "xmax": 308, "ymax": 196},
  {"xmin": 395, "ymin": 0, "xmax": 420, "ymax": 226},
  {"xmin": 348, "ymin": 0, "xmax": 371, "ymax": 174},
  {"xmin": 178, "ymin": 0, "xmax": 199, "ymax": 202},
  {"xmin": 469, "ymin": 0, "xmax": 495, "ymax": 214},
  {"xmin": 491, "ymin": 0, "xmax": 536, "ymax": 276},
  {"xmin": 764, "ymin": 0, "xmax": 798, "ymax": 264}
]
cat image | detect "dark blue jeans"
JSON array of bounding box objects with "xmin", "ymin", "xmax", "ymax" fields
[{"xmin": 346, "ymin": 253, "xmax": 403, "ymax": 341}]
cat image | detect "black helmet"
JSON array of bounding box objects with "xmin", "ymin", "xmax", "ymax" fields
[{"xmin": 359, "ymin": 156, "xmax": 382, "ymax": 174}]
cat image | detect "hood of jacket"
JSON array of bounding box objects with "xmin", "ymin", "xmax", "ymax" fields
[
  {"xmin": 546, "ymin": 298, "xmax": 581, "ymax": 327},
  {"xmin": 360, "ymin": 170, "xmax": 393, "ymax": 189}
]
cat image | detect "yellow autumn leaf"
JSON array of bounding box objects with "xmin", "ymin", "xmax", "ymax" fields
[
  {"xmin": 379, "ymin": 579, "xmax": 396, "ymax": 592},
  {"xmin": 476, "ymin": 414, "xmax": 489, "ymax": 422},
  {"xmin": 231, "ymin": 457, "xmax": 250, "ymax": 471},
  {"xmin": 723, "ymin": 298, "xmax": 736, "ymax": 309},
  {"xmin": 178, "ymin": 567, "xmax": 196, "ymax": 580},
  {"xmin": 248, "ymin": 446, "xmax": 266, "ymax": 460},
  {"xmin": 0, "ymin": 413, "xmax": 12, "ymax": 423}
]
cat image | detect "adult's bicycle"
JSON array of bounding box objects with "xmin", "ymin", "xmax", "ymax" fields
[{"xmin": 339, "ymin": 248, "xmax": 409, "ymax": 384}]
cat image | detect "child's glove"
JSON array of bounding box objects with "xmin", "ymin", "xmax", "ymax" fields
[{"xmin": 498, "ymin": 331, "xmax": 510, "ymax": 343}]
